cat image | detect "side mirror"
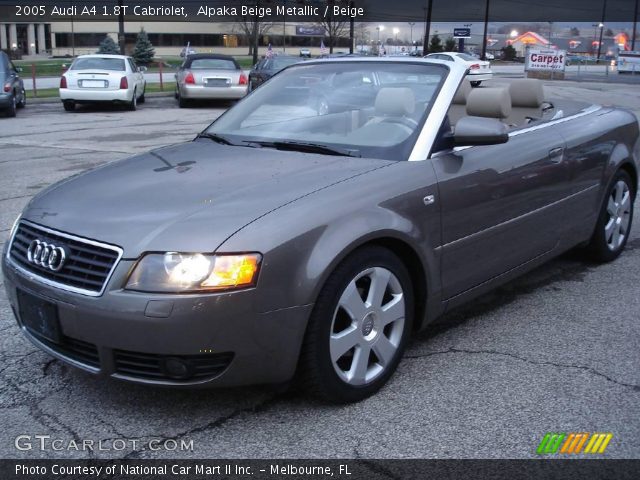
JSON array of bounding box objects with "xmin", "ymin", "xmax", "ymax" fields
[
  {"xmin": 15, "ymin": 66, "xmax": 23, "ymax": 73},
  {"xmin": 139, "ymin": 66, "xmax": 147, "ymax": 72},
  {"xmin": 453, "ymin": 116, "xmax": 509, "ymax": 147}
]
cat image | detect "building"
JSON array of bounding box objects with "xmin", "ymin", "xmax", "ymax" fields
[{"xmin": 0, "ymin": 21, "xmax": 350, "ymax": 58}]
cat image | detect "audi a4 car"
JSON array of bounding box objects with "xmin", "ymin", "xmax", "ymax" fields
[
  {"xmin": 59, "ymin": 54, "xmax": 147, "ymax": 111},
  {"xmin": 3, "ymin": 58, "xmax": 638, "ymax": 403}
]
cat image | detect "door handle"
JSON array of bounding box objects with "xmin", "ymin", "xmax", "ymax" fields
[{"xmin": 548, "ymin": 147, "xmax": 564, "ymax": 163}]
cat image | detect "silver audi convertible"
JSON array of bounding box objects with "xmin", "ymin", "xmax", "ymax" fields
[{"xmin": 3, "ymin": 58, "xmax": 639, "ymax": 403}]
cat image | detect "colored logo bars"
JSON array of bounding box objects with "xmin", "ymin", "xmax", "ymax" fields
[{"xmin": 537, "ymin": 433, "xmax": 613, "ymax": 455}]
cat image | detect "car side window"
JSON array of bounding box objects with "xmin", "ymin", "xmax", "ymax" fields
[
  {"xmin": 441, "ymin": 55, "xmax": 453, "ymax": 62},
  {"xmin": 128, "ymin": 59, "xmax": 137, "ymax": 72}
]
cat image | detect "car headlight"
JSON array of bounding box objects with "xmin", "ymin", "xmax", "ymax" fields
[{"xmin": 125, "ymin": 252, "xmax": 262, "ymax": 293}]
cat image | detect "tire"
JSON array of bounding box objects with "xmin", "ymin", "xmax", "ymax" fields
[
  {"xmin": 178, "ymin": 94, "xmax": 189, "ymax": 108},
  {"xmin": 63, "ymin": 101, "xmax": 75, "ymax": 112},
  {"xmin": 298, "ymin": 246, "xmax": 414, "ymax": 403},
  {"xmin": 470, "ymin": 81, "xmax": 482, "ymax": 87},
  {"xmin": 6, "ymin": 94, "xmax": 17, "ymax": 117},
  {"xmin": 139, "ymin": 84, "xmax": 146, "ymax": 104},
  {"xmin": 248, "ymin": 80, "xmax": 254, "ymax": 92},
  {"xmin": 585, "ymin": 170, "xmax": 635, "ymax": 262},
  {"xmin": 128, "ymin": 89, "xmax": 137, "ymax": 111},
  {"xmin": 17, "ymin": 88, "xmax": 26, "ymax": 108}
]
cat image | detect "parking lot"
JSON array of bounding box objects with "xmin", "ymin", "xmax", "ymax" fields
[{"xmin": 0, "ymin": 79, "xmax": 639, "ymax": 460}]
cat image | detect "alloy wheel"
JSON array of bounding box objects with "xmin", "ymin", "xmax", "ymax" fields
[
  {"xmin": 605, "ymin": 180, "xmax": 631, "ymax": 251},
  {"xmin": 329, "ymin": 267, "xmax": 405, "ymax": 386}
]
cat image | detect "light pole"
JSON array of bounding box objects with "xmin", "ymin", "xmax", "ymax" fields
[
  {"xmin": 632, "ymin": 0, "xmax": 638, "ymax": 51},
  {"xmin": 393, "ymin": 27, "xmax": 400, "ymax": 45},
  {"xmin": 597, "ymin": 22, "xmax": 605, "ymax": 61},
  {"xmin": 423, "ymin": 0, "xmax": 433, "ymax": 55},
  {"xmin": 376, "ymin": 25, "xmax": 385, "ymax": 55},
  {"xmin": 408, "ymin": 22, "xmax": 415, "ymax": 46},
  {"xmin": 596, "ymin": 0, "xmax": 607, "ymax": 61},
  {"xmin": 481, "ymin": 0, "xmax": 491, "ymax": 60}
]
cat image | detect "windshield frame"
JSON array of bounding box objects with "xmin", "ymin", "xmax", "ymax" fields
[{"xmin": 202, "ymin": 60, "xmax": 450, "ymax": 162}]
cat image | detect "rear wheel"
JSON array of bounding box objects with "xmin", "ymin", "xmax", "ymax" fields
[
  {"xmin": 6, "ymin": 94, "xmax": 17, "ymax": 117},
  {"xmin": 63, "ymin": 101, "xmax": 75, "ymax": 112},
  {"xmin": 298, "ymin": 246, "xmax": 414, "ymax": 403},
  {"xmin": 585, "ymin": 170, "xmax": 635, "ymax": 262},
  {"xmin": 470, "ymin": 81, "xmax": 482, "ymax": 87},
  {"xmin": 128, "ymin": 89, "xmax": 137, "ymax": 111},
  {"xmin": 178, "ymin": 93, "xmax": 189, "ymax": 108}
]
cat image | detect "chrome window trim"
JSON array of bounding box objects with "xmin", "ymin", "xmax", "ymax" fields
[
  {"xmin": 6, "ymin": 219, "xmax": 123, "ymax": 297},
  {"xmin": 430, "ymin": 104, "xmax": 603, "ymax": 158}
]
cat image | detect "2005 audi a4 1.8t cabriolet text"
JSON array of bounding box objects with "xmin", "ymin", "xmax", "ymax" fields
[{"xmin": 3, "ymin": 58, "xmax": 639, "ymax": 402}]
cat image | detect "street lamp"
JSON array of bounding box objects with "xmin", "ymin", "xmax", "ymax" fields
[
  {"xmin": 376, "ymin": 25, "xmax": 385, "ymax": 44},
  {"xmin": 597, "ymin": 22, "xmax": 605, "ymax": 61},
  {"xmin": 510, "ymin": 30, "xmax": 518, "ymax": 38},
  {"xmin": 408, "ymin": 22, "xmax": 415, "ymax": 46},
  {"xmin": 393, "ymin": 27, "xmax": 400, "ymax": 45}
]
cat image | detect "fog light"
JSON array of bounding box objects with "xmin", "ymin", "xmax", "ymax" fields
[{"xmin": 163, "ymin": 357, "xmax": 192, "ymax": 380}]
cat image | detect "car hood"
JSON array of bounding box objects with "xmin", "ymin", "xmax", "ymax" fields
[{"xmin": 23, "ymin": 140, "xmax": 390, "ymax": 258}]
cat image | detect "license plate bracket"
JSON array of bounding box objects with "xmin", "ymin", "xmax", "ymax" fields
[{"xmin": 17, "ymin": 290, "xmax": 62, "ymax": 344}]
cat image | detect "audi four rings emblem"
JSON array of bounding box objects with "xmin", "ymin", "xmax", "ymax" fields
[{"xmin": 26, "ymin": 240, "xmax": 67, "ymax": 272}]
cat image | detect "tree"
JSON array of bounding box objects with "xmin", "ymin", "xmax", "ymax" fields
[
  {"xmin": 570, "ymin": 27, "xmax": 580, "ymax": 36},
  {"xmin": 133, "ymin": 28, "xmax": 155, "ymax": 65},
  {"xmin": 233, "ymin": 16, "xmax": 273, "ymax": 56},
  {"xmin": 502, "ymin": 45, "xmax": 517, "ymax": 61},
  {"xmin": 316, "ymin": 0, "xmax": 349, "ymax": 54},
  {"xmin": 428, "ymin": 34, "xmax": 443, "ymax": 53},
  {"xmin": 444, "ymin": 37, "xmax": 457, "ymax": 51},
  {"xmin": 97, "ymin": 35, "xmax": 119, "ymax": 55}
]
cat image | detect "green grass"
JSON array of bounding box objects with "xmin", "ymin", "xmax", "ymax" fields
[
  {"xmin": 26, "ymin": 82, "xmax": 176, "ymax": 99},
  {"xmin": 16, "ymin": 55, "xmax": 254, "ymax": 77}
]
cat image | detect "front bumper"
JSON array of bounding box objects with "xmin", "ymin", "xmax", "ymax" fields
[
  {"xmin": 2, "ymin": 252, "xmax": 311, "ymax": 388},
  {"xmin": 60, "ymin": 88, "xmax": 133, "ymax": 103},
  {"xmin": 179, "ymin": 84, "xmax": 247, "ymax": 100},
  {"xmin": 466, "ymin": 72, "xmax": 493, "ymax": 82}
]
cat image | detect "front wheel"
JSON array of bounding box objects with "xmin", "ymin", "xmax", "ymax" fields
[
  {"xmin": 298, "ymin": 246, "xmax": 414, "ymax": 403},
  {"xmin": 138, "ymin": 84, "xmax": 146, "ymax": 104},
  {"xmin": 6, "ymin": 94, "xmax": 16, "ymax": 117},
  {"xmin": 17, "ymin": 88, "xmax": 26, "ymax": 108},
  {"xmin": 585, "ymin": 170, "xmax": 635, "ymax": 262}
]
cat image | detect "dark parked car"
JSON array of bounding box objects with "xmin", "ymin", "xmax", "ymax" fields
[
  {"xmin": 0, "ymin": 51, "xmax": 26, "ymax": 117},
  {"xmin": 248, "ymin": 55, "xmax": 303, "ymax": 91},
  {"xmin": 3, "ymin": 58, "xmax": 638, "ymax": 403}
]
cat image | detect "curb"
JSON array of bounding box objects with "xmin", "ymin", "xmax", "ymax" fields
[{"xmin": 24, "ymin": 91, "xmax": 175, "ymax": 104}]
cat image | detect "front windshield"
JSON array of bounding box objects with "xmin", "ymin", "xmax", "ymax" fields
[
  {"xmin": 267, "ymin": 57, "xmax": 301, "ymax": 70},
  {"xmin": 205, "ymin": 61, "xmax": 448, "ymax": 161}
]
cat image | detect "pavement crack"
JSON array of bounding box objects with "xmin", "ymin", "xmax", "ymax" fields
[
  {"xmin": 0, "ymin": 194, "xmax": 33, "ymax": 202},
  {"xmin": 42, "ymin": 358, "xmax": 57, "ymax": 376},
  {"xmin": 123, "ymin": 393, "xmax": 283, "ymax": 459},
  {"xmin": 404, "ymin": 348, "xmax": 640, "ymax": 391}
]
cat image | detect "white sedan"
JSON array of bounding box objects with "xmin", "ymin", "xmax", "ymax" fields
[
  {"xmin": 425, "ymin": 52, "xmax": 492, "ymax": 86},
  {"xmin": 59, "ymin": 54, "xmax": 147, "ymax": 111}
]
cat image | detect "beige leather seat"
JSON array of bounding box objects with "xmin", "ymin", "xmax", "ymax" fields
[
  {"xmin": 465, "ymin": 87, "xmax": 512, "ymax": 121},
  {"xmin": 505, "ymin": 79, "xmax": 545, "ymax": 126},
  {"xmin": 448, "ymin": 81, "xmax": 472, "ymax": 125}
]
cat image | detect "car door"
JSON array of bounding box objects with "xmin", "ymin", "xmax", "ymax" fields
[{"xmin": 432, "ymin": 128, "xmax": 570, "ymax": 299}]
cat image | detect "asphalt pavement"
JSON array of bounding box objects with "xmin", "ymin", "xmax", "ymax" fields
[{"xmin": 0, "ymin": 81, "xmax": 639, "ymax": 460}]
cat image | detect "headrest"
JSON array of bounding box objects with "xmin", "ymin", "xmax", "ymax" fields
[
  {"xmin": 375, "ymin": 87, "xmax": 416, "ymax": 116},
  {"xmin": 466, "ymin": 88, "xmax": 512, "ymax": 119},
  {"xmin": 509, "ymin": 79, "xmax": 545, "ymax": 108},
  {"xmin": 452, "ymin": 81, "xmax": 472, "ymax": 105}
]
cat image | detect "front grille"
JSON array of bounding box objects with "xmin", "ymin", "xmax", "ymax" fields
[
  {"xmin": 9, "ymin": 221, "xmax": 122, "ymax": 295},
  {"xmin": 26, "ymin": 329, "xmax": 100, "ymax": 369},
  {"xmin": 114, "ymin": 349, "xmax": 234, "ymax": 382}
]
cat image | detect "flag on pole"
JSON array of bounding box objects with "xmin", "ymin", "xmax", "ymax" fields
[
  {"xmin": 320, "ymin": 40, "xmax": 328, "ymax": 56},
  {"xmin": 265, "ymin": 43, "xmax": 273, "ymax": 58}
]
